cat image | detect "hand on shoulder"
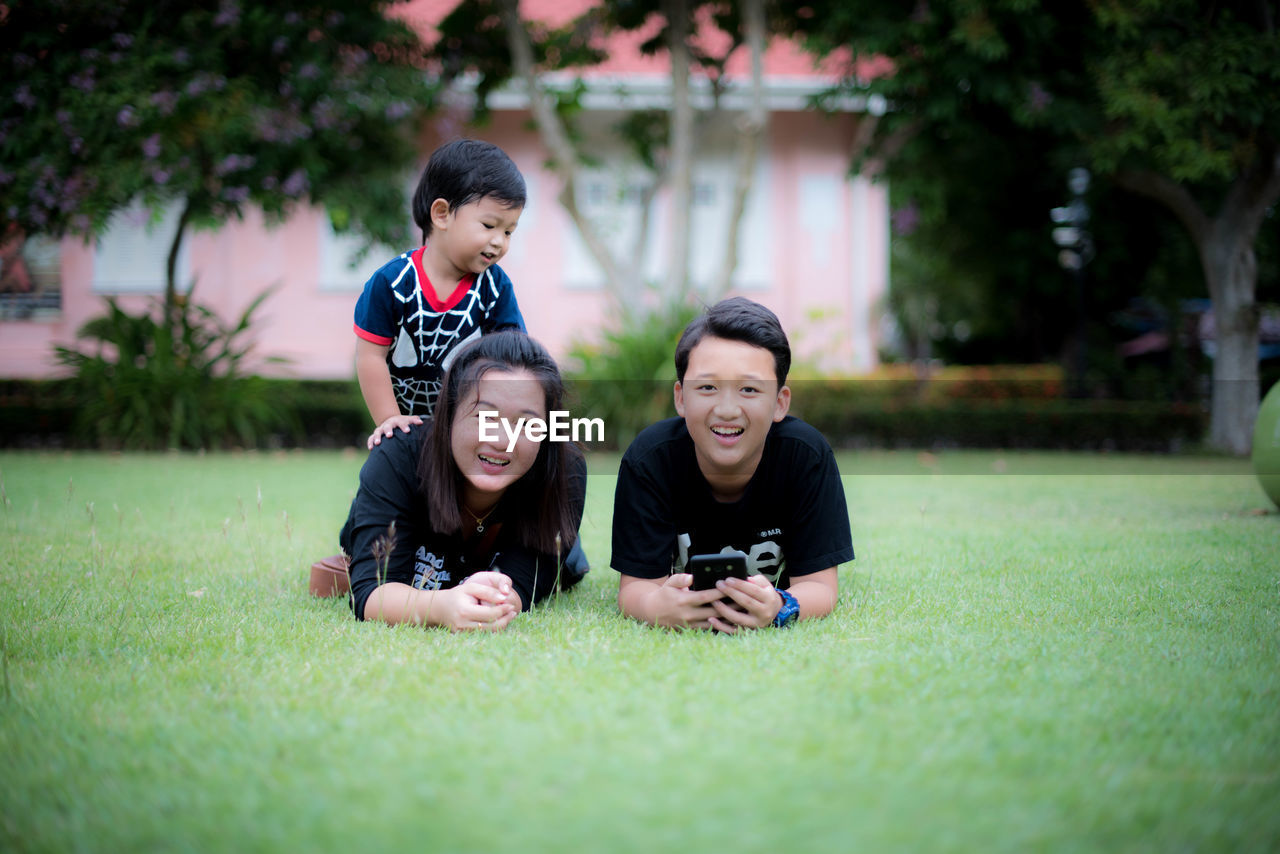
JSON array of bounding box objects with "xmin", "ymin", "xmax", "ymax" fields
[{"xmin": 367, "ymin": 414, "xmax": 424, "ymax": 450}]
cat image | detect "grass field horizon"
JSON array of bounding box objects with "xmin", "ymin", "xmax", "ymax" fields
[{"xmin": 1, "ymin": 448, "xmax": 1276, "ymax": 852}]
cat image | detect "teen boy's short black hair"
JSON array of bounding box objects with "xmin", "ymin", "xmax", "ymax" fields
[
  {"xmin": 412, "ymin": 139, "xmax": 526, "ymax": 240},
  {"xmin": 674, "ymin": 297, "xmax": 792, "ymax": 387}
]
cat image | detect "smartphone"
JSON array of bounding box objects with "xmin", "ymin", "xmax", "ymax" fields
[{"xmin": 688, "ymin": 552, "xmax": 748, "ymax": 593}]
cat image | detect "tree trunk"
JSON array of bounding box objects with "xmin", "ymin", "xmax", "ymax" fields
[
  {"xmin": 1116, "ymin": 151, "xmax": 1280, "ymax": 455},
  {"xmin": 165, "ymin": 195, "xmax": 193, "ymax": 331},
  {"xmin": 711, "ymin": 0, "xmax": 766, "ymax": 299},
  {"xmin": 1202, "ymin": 228, "xmax": 1260, "ymax": 454},
  {"xmin": 663, "ymin": 0, "xmax": 693, "ymax": 300},
  {"xmin": 496, "ymin": 0, "xmax": 635, "ymax": 308}
]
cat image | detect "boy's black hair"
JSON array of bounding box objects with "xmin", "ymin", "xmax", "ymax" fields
[
  {"xmin": 674, "ymin": 297, "xmax": 791, "ymax": 387},
  {"xmin": 418, "ymin": 329, "xmax": 580, "ymax": 556},
  {"xmin": 412, "ymin": 139, "xmax": 526, "ymax": 241}
]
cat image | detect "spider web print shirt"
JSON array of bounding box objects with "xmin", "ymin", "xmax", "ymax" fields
[{"xmin": 353, "ymin": 247, "xmax": 527, "ymax": 415}]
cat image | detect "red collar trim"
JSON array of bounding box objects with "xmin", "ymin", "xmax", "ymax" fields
[{"xmin": 413, "ymin": 246, "xmax": 476, "ymax": 312}]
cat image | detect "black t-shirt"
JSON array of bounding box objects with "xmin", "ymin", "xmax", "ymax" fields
[
  {"xmin": 610, "ymin": 415, "xmax": 854, "ymax": 587},
  {"xmin": 340, "ymin": 427, "xmax": 585, "ymax": 620}
]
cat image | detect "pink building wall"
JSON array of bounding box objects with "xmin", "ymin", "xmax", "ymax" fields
[
  {"xmin": 0, "ymin": 108, "xmax": 886, "ymax": 381},
  {"xmin": 0, "ymin": 0, "xmax": 888, "ymax": 382}
]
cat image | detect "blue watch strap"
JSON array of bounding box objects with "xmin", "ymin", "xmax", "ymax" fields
[{"xmin": 773, "ymin": 588, "xmax": 800, "ymax": 628}]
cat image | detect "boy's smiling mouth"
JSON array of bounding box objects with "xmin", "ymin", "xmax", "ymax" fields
[{"xmin": 710, "ymin": 425, "xmax": 744, "ymax": 445}]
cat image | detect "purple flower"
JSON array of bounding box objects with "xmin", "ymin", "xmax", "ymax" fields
[
  {"xmin": 186, "ymin": 77, "xmax": 208, "ymax": 97},
  {"xmin": 173, "ymin": 49, "xmax": 190, "ymax": 65},
  {"xmin": 12, "ymin": 53, "xmax": 34, "ymax": 71},
  {"xmin": 150, "ymin": 91, "xmax": 178, "ymax": 115},
  {"xmin": 281, "ymin": 169, "xmax": 308, "ymax": 198},
  {"xmin": 70, "ymin": 70, "xmax": 96, "ymax": 92},
  {"xmin": 272, "ymin": 36, "xmax": 289, "ymax": 55},
  {"xmin": 71, "ymin": 214, "xmax": 91, "ymax": 233},
  {"xmin": 891, "ymin": 201, "xmax": 921, "ymax": 237},
  {"xmin": 113, "ymin": 33, "xmax": 134, "ymax": 48},
  {"xmin": 70, "ymin": 138, "xmax": 85, "ymax": 155},
  {"xmin": 0, "ymin": 169, "xmax": 12, "ymax": 185},
  {"xmin": 56, "ymin": 109, "xmax": 73, "ymax": 128},
  {"xmin": 14, "ymin": 85, "xmax": 36, "ymax": 109},
  {"xmin": 262, "ymin": 176, "xmax": 278, "ymax": 190},
  {"xmin": 298, "ymin": 63, "xmax": 320, "ymax": 80},
  {"xmin": 142, "ymin": 134, "xmax": 162, "ymax": 158},
  {"xmin": 116, "ymin": 106, "xmax": 139, "ymax": 127},
  {"xmin": 215, "ymin": 154, "xmax": 256, "ymax": 175},
  {"xmin": 214, "ymin": 1, "xmax": 240, "ymax": 27},
  {"xmin": 1027, "ymin": 82, "xmax": 1053, "ymax": 113},
  {"xmin": 152, "ymin": 168, "xmax": 171, "ymax": 185},
  {"xmin": 385, "ymin": 102, "xmax": 411, "ymax": 120},
  {"xmin": 284, "ymin": 11, "xmax": 300, "ymax": 25},
  {"xmin": 312, "ymin": 98, "xmax": 337, "ymax": 129},
  {"xmin": 223, "ymin": 186, "xmax": 250, "ymax": 203}
]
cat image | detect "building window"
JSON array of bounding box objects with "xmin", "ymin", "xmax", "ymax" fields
[
  {"xmin": 92, "ymin": 203, "xmax": 190, "ymax": 294},
  {"xmin": 317, "ymin": 218, "xmax": 401, "ymax": 293},
  {"xmin": 317, "ymin": 174, "xmax": 415, "ymax": 292},
  {"xmin": 0, "ymin": 226, "xmax": 61, "ymax": 319}
]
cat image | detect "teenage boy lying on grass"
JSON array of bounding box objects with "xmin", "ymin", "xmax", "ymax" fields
[{"xmin": 610, "ymin": 297, "xmax": 854, "ymax": 632}]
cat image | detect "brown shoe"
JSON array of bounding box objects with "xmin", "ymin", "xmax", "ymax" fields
[{"xmin": 309, "ymin": 554, "xmax": 350, "ymax": 597}]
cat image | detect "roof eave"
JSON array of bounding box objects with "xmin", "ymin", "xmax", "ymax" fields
[{"xmin": 444, "ymin": 71, "xmax": 884, "ymax": 115}]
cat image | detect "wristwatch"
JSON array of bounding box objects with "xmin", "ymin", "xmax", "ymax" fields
[{"xmin": 773, "ymin": 589, "xmax": 800, "ymax": 628}]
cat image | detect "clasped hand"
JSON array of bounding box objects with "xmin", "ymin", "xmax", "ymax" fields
[
  {"xmin": 436, "ymin": 570, "xmax": 519, "ymax": 632},
  {"xmin": 652, "ymin": 573, "xmax": 781, "ymax": 633}
]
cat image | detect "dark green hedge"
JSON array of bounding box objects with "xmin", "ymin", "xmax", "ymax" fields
[
  {"xmin": 0, "ymin": 377, "xmax": 1208, "ymax": 452},
  {"xmin": 793, "ymin": 399, "xmax": 1206, "ymax": 452},
  {"xmin": 0, "ymin": 378, "xmax": 370, "ymax": 449}
]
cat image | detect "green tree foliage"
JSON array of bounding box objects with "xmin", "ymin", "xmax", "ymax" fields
[
  {"xmin": 0, "ymin": 0, "xmax": 437, "ymax": 306},
  {"xmin": 789, "ymin": 0, "xmax": 1280, "ymax": 452}
]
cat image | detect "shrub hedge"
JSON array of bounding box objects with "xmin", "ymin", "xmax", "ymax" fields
[{"xmin": 1, "ymin": 376, "xmax": 1207, "ymax": 452}]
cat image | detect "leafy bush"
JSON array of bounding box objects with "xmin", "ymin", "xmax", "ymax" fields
[
  {"xmin": 53, "ymin": 291, "xmax": 289, "ymax": 450},
  {"xmin": 564, "ymin": 300, "xmax": 700, "ymax": 449}
]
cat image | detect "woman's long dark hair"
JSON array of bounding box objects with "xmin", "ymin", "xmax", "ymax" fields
[{"xmin": 418, "ymin": 330, "xmax": 580, "ymax": 554}]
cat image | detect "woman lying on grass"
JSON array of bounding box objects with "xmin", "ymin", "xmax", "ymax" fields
[{"xmin": 340, "ymin": 330, "xmax": 587, "ymax": 630}]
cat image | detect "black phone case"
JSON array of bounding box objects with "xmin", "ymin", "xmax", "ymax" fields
[{"xmin": 688, "ymin": 554, "xmax": 748, "ymax": 590}]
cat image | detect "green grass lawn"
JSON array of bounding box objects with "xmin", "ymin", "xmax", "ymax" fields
[{"xmin": 1, "ymin": 449, "xmax": 1276, "ymax": 852}]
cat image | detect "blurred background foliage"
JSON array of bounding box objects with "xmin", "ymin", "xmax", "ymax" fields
[{"xmin": 2, "ymin": 0, "xmax": 1277, "ymax": 450}]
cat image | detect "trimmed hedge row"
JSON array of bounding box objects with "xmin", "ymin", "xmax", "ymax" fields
[
  {"xmin": 794, "ymin": 399, "xmax": 1206, "ymax": 452},
  {"xmin": 1, "ymin": 377, "xmax": 1208, "ymax": 452}
]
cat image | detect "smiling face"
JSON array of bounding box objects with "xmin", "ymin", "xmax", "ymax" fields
[
  {"xmin": 450, "ymin": 367, "xmax": 546, "ymax": 512},
  {"xmin": 430, "ymin": 194, "xmax": 523, "ymax": 281},
  {"xmin": 673, "ymin": 336, "xmax": 791, "ymax": 501}
]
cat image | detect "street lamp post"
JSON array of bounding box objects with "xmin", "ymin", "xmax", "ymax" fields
[{"xmin": 1051, "ymin": 167, "xmax": 1094, "ymax": 397}]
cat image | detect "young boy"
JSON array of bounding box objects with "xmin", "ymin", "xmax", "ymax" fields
[
  {"xmin": 610, "ymin": 297, "xmax": 854, "ymax": 632},
  {"xmin": 354, "ymin": 138, "xmax": 526, "ymax": 450}
]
